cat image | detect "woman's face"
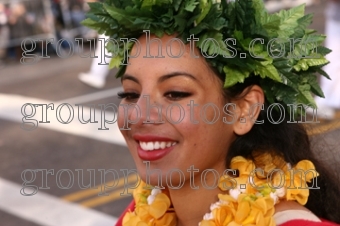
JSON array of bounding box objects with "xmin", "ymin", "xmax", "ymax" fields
[{"xmin": 118, "ymin": 35, "xmax": 237, "ymax": 187}]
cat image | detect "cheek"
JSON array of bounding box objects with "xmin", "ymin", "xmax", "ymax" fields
[
  {"xmin": 173, "ymin": 101, "xmax": 225, "ymax": 129},
  {"xmin": 163, "ymin": 103, "xmax": 187, "ymax": 124},
  {"xmin": 117, "ymin": 104, "xmax": 140, "ymax": 131},
  {"xmin": 169, "ymin": 104, "xmax": 212, "ymax": 141},
  {"xmin": 177, "ymin": 103, "xmax": 233, "ymax": 153},
  {"xmin": 199, "ymin": 103, "xmax": 222, "ymax": 124},
  {"xmin": 117, "ymin": 107, "xmax": 124, "ymax": 128}
]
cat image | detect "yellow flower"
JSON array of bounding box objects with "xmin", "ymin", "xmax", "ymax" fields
[
  {"xmin": 220, "ymin": 156, "xmax": 261, "ymax": 194},
  {"xmin": 153, "ymin": 212, "xmax": 177, "ymax": 225},
  {"xmin": 284, "ymin": 160, "xmax": 319, "ymax": 205},
  {"xmin": 253, "ymin": 152, "xmax": 287, "ymax": 177},
  {"xmin": 124, "ymin": 181, "xmax": 176, "ymax": 226},
  {"xmin": 124, "ymin": 157, "xmax": 318, "ymax": 226},
  {"xmin": 212, "ymin": 198, "xmax": 236, "ymax": 225},
  {"xmin": 149, "ymin": 193, "xmax": 171, "ymax": 219},
  {"xmin": 200, "ymin": 220, "xmax": 216, "ymax": 226},
  {"xmin": 122, "ymin": 212, "xmax": 148, "ymax": 226},
  {"xmin": 230, "ymin": 156, "xmax": 255, "ymax": 177},
  {"xmin": 133, "ymin": 181, "xmax": 152, "ymax": 204},
  {"xmin": 233, "ymin": 194, "xmax": 275, "ymax": 226}
]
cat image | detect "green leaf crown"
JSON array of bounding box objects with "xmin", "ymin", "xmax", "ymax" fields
[{"xmin": 82, "ymin": 0, "xmax": 331, "ymax": 111}]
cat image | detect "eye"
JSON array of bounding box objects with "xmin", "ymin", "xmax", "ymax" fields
[
  {"xmin": 117, "ymin": 91, "xmax": 140, "ymax": 101},
  {"xmin": 164, "ymin": 91, "xmax": 192, "ymax": 101}
]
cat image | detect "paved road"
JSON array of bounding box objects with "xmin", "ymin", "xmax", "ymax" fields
[{"xmin": 0, "ymin": 2, "xmax": 339, "ymax": 226}]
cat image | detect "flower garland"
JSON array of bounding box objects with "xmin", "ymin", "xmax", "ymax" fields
[{"xmin": 122, "ymin": 154, "xmax": 319, "ymax": 226}]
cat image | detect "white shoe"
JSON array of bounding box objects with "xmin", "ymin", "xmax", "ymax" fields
[
  {"xmin": 306, "ymin": 105, "xmax": 335, "ymax": 120},
  {"xmin": 78, "ymin": 73, "xmax": 105, "ymax": 89}
]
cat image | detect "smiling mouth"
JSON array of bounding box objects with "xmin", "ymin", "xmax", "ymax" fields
[{"xmin": 139, "ymin": 141, "xmax": 177, "ymax": 151}]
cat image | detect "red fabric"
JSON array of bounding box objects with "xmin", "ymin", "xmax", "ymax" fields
[
  {"xmin": 115, "ymin": 201, "xmax": 135, "ymax": 226},
  {"xmin": 280, "ymin": 219, "xmax": 340, "ymax": 226},
  {"xmin": 115, "ymin": 201, "xmax": 339, "ymax": 226}
]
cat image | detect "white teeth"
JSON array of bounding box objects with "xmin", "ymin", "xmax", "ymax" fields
[
  {"xmin": 140, "ymin": 142, "xmax": 148, "ymax": 150},
  {"xmin": 146, "ymin": 142, "xmax": 154, "ymax": 151},
  {"xmin": 139, "ymin": 141, "xmax": 177, "ymax": 151}
]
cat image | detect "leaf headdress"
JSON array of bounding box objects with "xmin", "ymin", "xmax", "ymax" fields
[{"xmin": 82, "ymin": 0, "xmax": 331, "ymax": 111}]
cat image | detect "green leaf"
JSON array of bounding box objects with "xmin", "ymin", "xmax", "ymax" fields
[
  {"xmin": 254, "ymin": 63, "xmax": 282, "ymax": 82},
  {"xmin": 173, "ymin": 0, "xmax": 183, "ymax": 11},
  {"xmin": 277, "ymin": 4, "xmax": 305, "ymax": 39},
  {"xmin": 88, "ymin": 2, "xmax": 107, "ymax": 13},
  {"xmin": 316, "ymin": 46, "xmax": 332, "ymax": 56},
  {"xmin": 223, "ymin": 66, "xmax": 251, "ymax": 87},
  {"xmin": 293, "ymin": 13, "xmax": 313, "ymax": 38},
  {"xmin": 109, "ymin": 55, "xmax": 124, "ymax": 69},
  {"xmin": 306, "ymin": 73, "xmax": 324, "ymax": 98},
  {"xmin": 261, "ymin": 14, "xmax": 281, "ymax": 37},
  {"xmin": 273, "ymin": 83, "xmax": 298, "ymax": 104},
  {"xmin": 198, "ymin": 31, "xmax": 232, "ymax": 57},
  {"xmin": 141, "ymin": 0, "xmax": 155, "ymax": 9},
  {"xmin": 293, "ymin": 54, "xmax": 329, "ymax": 71},
  {"xmin": 81, "ymin": 18, "xmax": 98, "ymax": 28},
  {"xmin": 315, "ymin": 67, "xmax": 331, "ymax": 80},
  {"xmin": 297, "ymin": 84, "xmax": 316, "ymax": 107},
  {"xmin": 184, "ymin": 0, "xmax": 199, "ymax": 12},
  {"xmin": 115, "ymin": 64, "xmax": 127, "ymax": 78}
]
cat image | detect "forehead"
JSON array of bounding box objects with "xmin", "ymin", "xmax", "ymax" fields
[{"xmin": 126, "ymin": 34, "xmax": 215, "ymax": 81}]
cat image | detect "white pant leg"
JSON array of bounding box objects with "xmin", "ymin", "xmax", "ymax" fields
[
  {"xmin": 88, "ymin": 34, "xmax": 110, "ymax": 80},
  {"xmin": 315, "ymin": 1, "xmax": 340, "ymax": 108}
]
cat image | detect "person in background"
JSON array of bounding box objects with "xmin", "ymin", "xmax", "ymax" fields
[
  {"xmin": 7, "ymin": 3, "xmax": 28, "ymax": 59},
  {"xmin": 0, "ymin": 3, "xmax": 9, "ymax": 63},
  {"xmin": 78, "ymin": 33, "xmax": 110, "ymax": 89},
  {"xmin": 313, "ymin": 0, "xmax": 340, "ymax": 119}
]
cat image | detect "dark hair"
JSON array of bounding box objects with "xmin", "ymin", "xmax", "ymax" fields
[{"xmin": 222, "ymin": 77, "xmax": 340, "ymax": 223}]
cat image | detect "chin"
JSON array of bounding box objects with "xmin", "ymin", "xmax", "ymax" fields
[{"xmin": 137, "ymin": 170, "xmax": 168, "ymax": 189}]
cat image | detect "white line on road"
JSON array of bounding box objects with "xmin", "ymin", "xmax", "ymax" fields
[
  {"xmin": 59, "ymin": 87, "xmax": 123, "ymax": 104},
  {"xmin": 0, "ymin": 56, "xmax": 92, "ymax": 87},
  {"xmin": 0, "ymin": 178, "xmax": 117, "ymax": 226},
  {"xmin": 0, "ymin": 93, "xmax": 127, "ymax": 146}
]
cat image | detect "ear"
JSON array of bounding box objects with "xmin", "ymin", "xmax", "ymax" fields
[{"xmin": 232, "ymin": 85, "xmax": 265, "ymax": 136}]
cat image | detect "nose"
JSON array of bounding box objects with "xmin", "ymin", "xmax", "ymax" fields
[{"xmin": 128, "ymin": 94, "xmax": 165, "ymax": 126}]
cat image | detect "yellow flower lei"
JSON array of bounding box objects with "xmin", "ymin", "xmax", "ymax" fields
[{"xmin": 122, "ymin": 154, "xmax": 319, "ymax": 226}]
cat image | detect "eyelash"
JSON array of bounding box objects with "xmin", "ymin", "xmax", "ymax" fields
[
  {"xmin": 164, "ymin": 91, "xmax": 192, "ymax": 100},
  {"xmin": 117, "ymin": 91, "xmax": 192, "ymax": 101},
  {"xmin": 117, "ymin": 92, "xmax": 140, "ymax": 101}
]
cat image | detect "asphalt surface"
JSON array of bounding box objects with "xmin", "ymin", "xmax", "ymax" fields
[{"xmin": 0, "ymin": 2, "xmax": 339, "ymax": 226}]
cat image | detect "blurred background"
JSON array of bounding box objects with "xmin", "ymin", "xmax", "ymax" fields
[{"xmin": 0, "ymin": 0, "xmax": 339, "ymax": 226}]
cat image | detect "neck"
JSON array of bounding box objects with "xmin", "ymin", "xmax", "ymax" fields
[{"xmin": 168, "ymin": 172, "xmax": 226, "ymax": 226}]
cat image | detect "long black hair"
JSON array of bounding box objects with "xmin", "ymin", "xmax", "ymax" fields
[{"xmin": 222, "ymin": 76, "xmax": 340, "ymax": 223}]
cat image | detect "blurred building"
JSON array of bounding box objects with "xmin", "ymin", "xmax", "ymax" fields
[{"xmin": 0, "ymin": 0, "xmax": 97, "ymax": 61}]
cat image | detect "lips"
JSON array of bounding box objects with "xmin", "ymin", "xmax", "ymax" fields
[{"xmin": 133, "ymin": 134, "xmax": 178, "ymax": 161}]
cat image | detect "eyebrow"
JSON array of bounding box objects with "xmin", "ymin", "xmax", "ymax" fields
[
  {"xmin": 121, "ymin": 74, "xmax": 139, "ymax": 84},
  {"xmin": 158, "ymin": 72, "xmax": 197, "ymax": 83},
  {"xmin": 121, "ymin": 72, "xmax": 197, "ymax": 84}
]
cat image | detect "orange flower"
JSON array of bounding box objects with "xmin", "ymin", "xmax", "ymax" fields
[
  {"xmin": 284, "ymin": 160, "xmax": 319, "ymax": 205},
  {"xmin": 124, "ymin": 157, "xmax": 318, "ymax": 226},
  {"xmin": 124, "ymin": 181, "xmax": 176, "ymax": 226}
]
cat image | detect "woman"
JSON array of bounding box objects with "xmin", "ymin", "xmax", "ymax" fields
[{"xmin": 83, "ymin": 0, "xmax": 340, "ymax": 225}]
